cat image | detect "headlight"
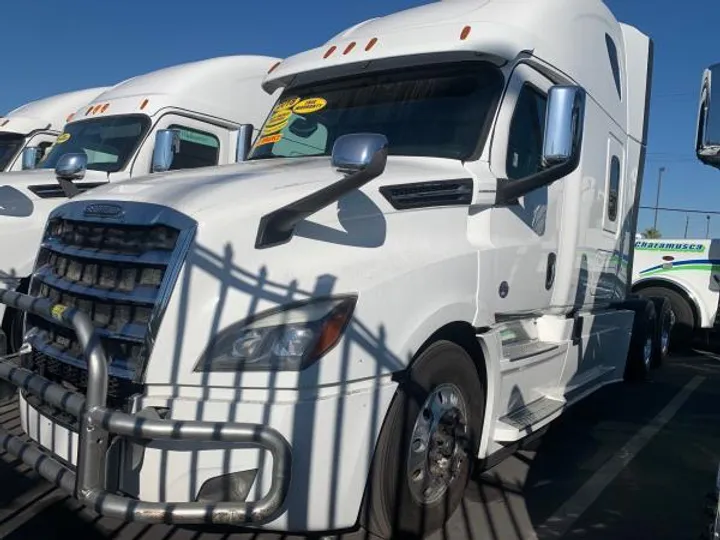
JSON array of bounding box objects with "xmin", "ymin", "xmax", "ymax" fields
[{"xmin": 194, "ymin": 295, "xmax": 357, "ymax": 372}]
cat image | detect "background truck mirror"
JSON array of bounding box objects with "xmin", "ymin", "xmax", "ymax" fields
[
  {"xmin": 542, "ymin": 85, "xmax": 586, "ymax": 167},
  {"xmin": 235, "ymin": 124, "xmax": 254, "ymax": 163},
  {"xmin": 21, "ymin": 147, "xmax": 39, "ymax": 170},
  {"xmin": 697, "ymin": 63, "xmax": 720, "ymax": 168},
  {"xmin": 151, "ymin": 129, "xmax": 181, "ymax": 173}
]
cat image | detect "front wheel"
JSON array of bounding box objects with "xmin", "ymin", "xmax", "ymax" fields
[
  {"xmin": 648, "ymin": 296, "xmax": 674, "ymax": 368},
  {"xmin": 623, "ymin": 298, "xmax": 657, "ymax": 382},
  {"xmin": 361, "ymin": 340, "xmax": 485, "ymax": 539}
]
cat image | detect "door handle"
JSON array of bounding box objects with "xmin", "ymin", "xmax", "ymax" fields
[{"xmin": 546, "ymin": 252, "xmax": 556, "ymax": 290}]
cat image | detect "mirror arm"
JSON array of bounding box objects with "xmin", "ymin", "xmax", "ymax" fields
[
  {"xmin": 57, "ymin": 178, "xmax": 80, "ymax": 198},
  {"xmin": 255, "ymin": 148, "xmax": 388, "ymax": 249},
  {"xmin": 496, "ymin": 152, "xmax": 581, "ymax": 206}
]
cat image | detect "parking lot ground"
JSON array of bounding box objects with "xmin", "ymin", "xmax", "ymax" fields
[{"xmin": 0, "ymin": 350, "xmax": 718, "ymax": 540}]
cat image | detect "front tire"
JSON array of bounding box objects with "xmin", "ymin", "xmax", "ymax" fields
[
  {"xmin": 361, "ymin": 340, "xmax": 485, "ymax": 539},
  {"xmin": 647, "ymin": 296, "xmax": 673, "ymax": 368},
  {"xmin": 636, "ymin": 286, "xmax": 694, "ymax": 350}
]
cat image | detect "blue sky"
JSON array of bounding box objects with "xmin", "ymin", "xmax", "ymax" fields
[{"xmin": 2, "ymin": 0, "xmax": 718, "ymax": 238}]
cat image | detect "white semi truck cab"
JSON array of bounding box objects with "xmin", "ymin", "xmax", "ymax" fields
[
  {"xmin": 0, "ymin": 0, "xmax": 670, "ymax": 537},
  {"xmin": 0, "ymin": 87, "xmax": 108, "ymax": 172},
  {"xmin": 631, "ymin": 63, "xmax": 720, "ymax": 349},
  {"xmin": 0, "ymin": 55, "xmax": 280, "ymax": 351}
]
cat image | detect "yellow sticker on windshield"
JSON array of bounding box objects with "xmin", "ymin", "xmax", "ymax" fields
[
  {"xmin": 276, "ymin": 97, "xmax": 301, "ymax": 111},
  {"xmin": 56, "ymin": 133, "xmax": 71, "ymax": 144},
  {"xmin": 265, "ymin": 108, "xmax": 292, "ymax": 127},
  {"xmin": 292, "ymin": 97, "xmax": 327, "ymax": 115},
  {"xmin": 255, "ymin": 134, "xmax": 283, "ymax": 147},
  {"xmin": 261, "ymin": 119, "xmax": 289, "ymax": 136}
]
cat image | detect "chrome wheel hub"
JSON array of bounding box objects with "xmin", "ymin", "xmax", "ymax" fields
[
  {"xmin": 407, "ymin": 384, "xmax": 468, "ymax": 505},
  {"xmin": 644, "ymin": 336, "xmax": 653, "ymax": 369}
]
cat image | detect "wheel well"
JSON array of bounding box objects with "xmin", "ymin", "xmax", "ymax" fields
[
  {"xmin": 412, "ymin": 321, "xmax": 488, "ymax": 391},
  {"xmin": 632, "ymin": 279, "xmax": 700, "ymax": 328}
]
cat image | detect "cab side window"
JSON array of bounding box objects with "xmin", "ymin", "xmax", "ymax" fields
[
  {"xmin": 167, "ymin": 125, "xmax": 220, "ymax": 170},
  {"xmin": 506, "ymin": 85, "xmax": 547, "ymax": 180}
]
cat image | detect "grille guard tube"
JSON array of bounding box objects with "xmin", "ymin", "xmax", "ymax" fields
[{"xmin": 0, "ymin": 289, "xmax": 292, "ymax": 525}]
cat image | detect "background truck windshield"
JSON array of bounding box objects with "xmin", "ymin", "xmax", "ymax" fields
[
  {"xmin": 41, "ymin": 115, "xmax": 150, "ymax": 173},
  {"xmin": 248, "ymin": 62, "xmax": 504, "ymax": 162},
  {"xmin": 0, "ymin": 133, "xmax": 24, "ymax": 171}
]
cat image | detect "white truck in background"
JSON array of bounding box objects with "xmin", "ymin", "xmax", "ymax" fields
[
  {"xmin": 632, "ymin": 238, "xmax": 719, "ymax": 347},
  {"xmin": 695, "ymin": 62, "xmax": 720, "ymax": 540},
  {"xmin": 632, "ymin": 62, "xmax": 720, "ymax": 352},
  {"xmin": 0, "ymin": 87, "xmax": 108, "ymax": 172},
  {"xmin": 0, "ymin": 54, "xmax": 280, "ymax": 353},
  {"xmin": 0, "ymin": 0, "xmax": 674, "ymax": 537}
]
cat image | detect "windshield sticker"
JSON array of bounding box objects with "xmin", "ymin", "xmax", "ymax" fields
[
  {"xmin": 262, "ymin": 120, "xmax": 289, "ymax": 136},
  {"xmin": 255, "ymin": 133, "xmax": 283, "ymax": 147},
  {"xmin": 276, "ymin": 97, "xmax": 301, "ymax": 111},
  {"xmin": 292, "ymin": 97, "xmax": 327, "ymax": 115},
  {"xmin": 56, "ymin": 133, "xmax": 71, "ymax": 144}
]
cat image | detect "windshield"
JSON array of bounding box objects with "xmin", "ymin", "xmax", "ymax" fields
[
  {"xmin": 40, "ymin": 115, "xmax": 151, "ymax": 173},
  {"xmin": 0, "ymin": 133, "xmax": 25, "ymax": 171},
  {"xmin": 248, "ymin": 62, "xmax": 504, "ymax": 161}
]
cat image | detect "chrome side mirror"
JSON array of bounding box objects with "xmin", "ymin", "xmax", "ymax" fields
[
  {"xmin": 55, "ymin": 153, "xmax": 87, "ymax": 181},
  {"xmin": 331, "ymin": 133, "xmax": 389, "ymax": 176},
  {"xmin": 21, "ymin": 147, "xmax": 39, "ymax": 170},
  {"xmin": 542, "ymin": 85, "xmax": 586, "ymax": 167},
  {"xmin": 697, "ymin": 63, "xmax": 720, "ymax": 167},
  {"xmin": 235, "ymin": 124, "xmax": 254, "ymax": 163},
  {"xmin": 151, "ymin": 129, "xmax": 181, "ymax": 173}
]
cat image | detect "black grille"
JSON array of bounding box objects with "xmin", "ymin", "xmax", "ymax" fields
[
  {"xmin": 23, "ymin": 206, "xmax": 195, "ymax": 418},
  {"xmin": 379, "ymin": 178, "xmax": 474, "ymax": 210}
]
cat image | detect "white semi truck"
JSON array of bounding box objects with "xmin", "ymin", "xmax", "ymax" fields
[
  {"xmin": 0, "ymin": 87, "xmax": 108, "ymax": 172},
  {"xmin": 632, "ymin": 63, "xmax": 720, "ymax": 350},
  {"xmin": 695, "ymin": 62, "xmax": 720, "ymax": 540},
  {"xmin": 0, "ymin": 0, "xmax": 673, "ymax": 537},
  {"xmin": 0, "ymin": 54, "xmax": 280, "ymax": 353},
  {"xmin": 632, "ymin": 238, "xmax": 718, "ymax": 346}
]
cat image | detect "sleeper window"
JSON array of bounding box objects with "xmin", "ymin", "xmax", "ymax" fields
[
  {"xmin": 608, "ymin": 155, "xmax": 620, "ymax": 221},
  {"xmin": 506, "ymin": 85, "xmax": 547, "ymax": 180}
]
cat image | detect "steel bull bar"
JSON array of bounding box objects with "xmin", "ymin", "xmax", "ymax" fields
[{"xmin": 0, "ymin": 290, "xmax": 292, "ymax": 525}]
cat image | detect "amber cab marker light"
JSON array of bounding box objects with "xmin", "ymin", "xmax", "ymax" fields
[
  {"xmin": 460, "ymin": 25, "xmax": 472, "ymax": 40},
  {"xmin": 323, "ymin": 45, "xmax": 337, "ymax": 59},
  {"xmin": 343, "ymin": 41, "xmax": 356, "ymax": 55},
  {"xmin": 101, "ymin": 103, "xmax": 110, "ymax": 113},
  {"xmin": 66, "ymin": 113, "xmax": 75, "ymax": 122},
  {"xmin": 140, "ymin": 98, "xmax": 149, "ymax": 110},
  {"xmin": 268, "ymin": 61, "xmax": 281, "ymax": 73},
  {"xmin": 365, "ymin": 37, "xmax": 378, "ymax": 51},
  {"xmin": 85, "ymin": 106, "xmax": 94, "ymax": 116}
]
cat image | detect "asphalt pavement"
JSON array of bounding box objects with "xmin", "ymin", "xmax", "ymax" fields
[{"xmin": 0, "ymin": 349, "xmax": 718, "ymax": 540}]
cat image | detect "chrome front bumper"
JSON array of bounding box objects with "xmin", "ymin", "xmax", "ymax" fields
[{"xmin": 0, "ymin": 289, "xmax": 292, "ymax": 526}]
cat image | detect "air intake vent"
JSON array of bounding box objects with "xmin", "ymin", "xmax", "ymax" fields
[
  {"xmin": 380, "ymin": 178, "xmax": 473, "ymax": 210},
  {"xmin": 28, "ymin": 182, "xmax": 107, "ymax": 199}
]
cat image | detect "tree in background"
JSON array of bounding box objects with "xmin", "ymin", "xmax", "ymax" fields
[{"xmin": 642, "ymin": 227, "xmax": 662, "ymax": 239}]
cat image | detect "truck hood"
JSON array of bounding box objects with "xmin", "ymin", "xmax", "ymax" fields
[
  {"xmin": 0, "ymin": 168, "xmax": 109, "ymax": 203},
  {"xmin": 75, "ymin": 156, "xmax": 469, "ymax": 223}
]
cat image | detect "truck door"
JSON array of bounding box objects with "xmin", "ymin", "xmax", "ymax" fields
[{"xmin": 485, "ymin": 63, "xmax": 560, "ymax": 317}]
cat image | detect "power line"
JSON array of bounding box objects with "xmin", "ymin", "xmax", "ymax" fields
[{"xmin": 639, "ymin": 205, "xmax": 720, "ymax": 216}]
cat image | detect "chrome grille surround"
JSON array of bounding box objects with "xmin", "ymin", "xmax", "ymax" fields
[{"xmin": 22, "ymin": 200, "xmax": 197, "ymax": 410}]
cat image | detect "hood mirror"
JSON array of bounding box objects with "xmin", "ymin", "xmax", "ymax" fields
[
  {"xmin": 331, "ymin": 133, "xmax": 389, "ymax": 176},
  {"xmin": 152, "ymin": 129, "xmax": 181, "ymax": 173},
  {"xmin": 21, "ymin": 147, "xmax": 39, "ymax": 170},
  {"xmin": 55, "ymin": 153, "xmax": 87, "ymax": 181}
]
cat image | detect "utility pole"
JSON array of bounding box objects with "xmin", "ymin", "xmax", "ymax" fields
[
  {"xmin": 653, "ymin": 166, "xmax": 666, "ymax": 230},
  {"xmin": 707, "ymin": 215, "xmax": 711, "ymax": 238},
  {"xmin": 684, "ymin": 215, "xmax": 689, "ymax": 238}
]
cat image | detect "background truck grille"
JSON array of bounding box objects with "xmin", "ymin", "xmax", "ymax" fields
[{"xmin": 23, "ymin": 201, "xmax": 196, "ymax": 414}]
